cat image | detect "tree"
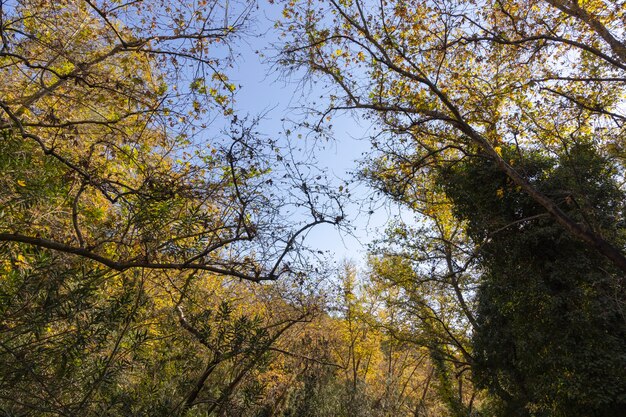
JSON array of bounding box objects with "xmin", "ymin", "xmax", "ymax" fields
[
  {"xmin": 368, "ymin": 253, "xmax": 484, "ymax": 417},
  {"xmin": 0, "ymin": 0, "xmax": 343, "ymax": 282},
  {"xmin": 278, "ymin": 0, "xmax": 626, "ymax": 414},
  {"xmin": 0, "ymin": 1, "xmax": 344, "ymax": 414},
  {"xmin": 279, "ymin": 0, "xmax": 626, "ymax": 272},
  {"xmin": 443, "ymin": 143, "xmax": 626, "ymax": 416},
  {"xmin": 274, "ymin": 263, "xmax": 450, "ymax": 417}
]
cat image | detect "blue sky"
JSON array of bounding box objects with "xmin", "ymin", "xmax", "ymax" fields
[{"xmin": 220, "ymin": 4, "xmax": 404, "ymax": 266}]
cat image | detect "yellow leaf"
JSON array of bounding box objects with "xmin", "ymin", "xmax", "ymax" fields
[{"xmin": 17, "ymin": 180, "xmax": 26, "ymax": 187}]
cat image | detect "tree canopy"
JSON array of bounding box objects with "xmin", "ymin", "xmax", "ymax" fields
[{"xmin": 1, "ymin": 0, "xmax": 625, "ymax": 416}]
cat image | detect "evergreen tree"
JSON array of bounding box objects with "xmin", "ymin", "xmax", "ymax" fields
[{"xmin": 443, "ymin": 144, "xmax": 626, "ymax": 416}]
